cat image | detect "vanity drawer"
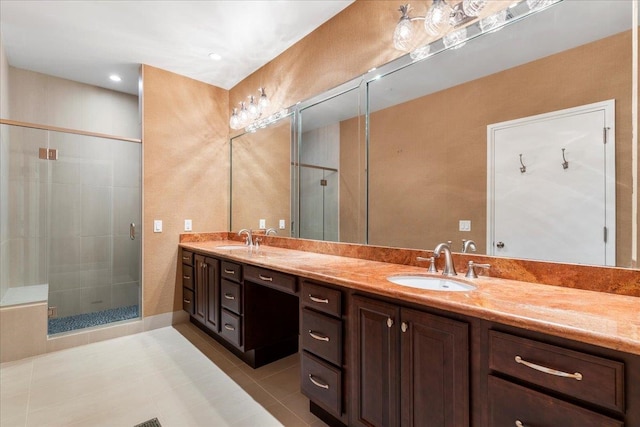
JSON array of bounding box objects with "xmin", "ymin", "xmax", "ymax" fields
[
  {"xmin": 301, "ymin": 351, "xmax": 342, "ymax": 417},
  {"xmin": 181, "ymin": 250, "xmax": 193, "ymax": 266},
  {"xmin": 182, "ymin": 265, "xmax": 194, "ymax": 290},
  {"xmin": 182, "ymin": 288, "xmax": 194, "ymax": 315},
  {"xmin": 301, "ymin": 281, "xmax": 342, "ymax": 317},
  {"xmin": 488, "ymin": 375, "xmax": 623, "ymax": 427},
  {"xmin": 302, "ymin": 308, "xmax": 342, "ymax": 366},
  {"xmin": 221, "ymin": 279, "xmax": 242, "ymax": 314},
  {"xmin": 220, "ymin": 310, "xmax": 242, "ymax": 348},
  {"xmin": 244, "ymin": 265, "xmax": 297, "ymax": 294},
  {"xmin": 489, "ymin": 330, "xmax": 625, "ymax": 412},
  {"xmin": 221, "ymin": 261, "xmax": 242, "ymax": 283}
]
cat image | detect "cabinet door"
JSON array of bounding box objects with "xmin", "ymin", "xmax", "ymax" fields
[
  {"xmin": 352, "ymin": 296, "xmax": 400, "ymax": 427},
  {"xmin": 193, "ymin": 255, "xmax": 207, "ymax": 325},
  {"xmin": 400, "ymin": 308, "xmax": 469, "ymax": 427},
  {"xmin": 204, "ymin": 256, "xmax": 219, "ymax": 332}
]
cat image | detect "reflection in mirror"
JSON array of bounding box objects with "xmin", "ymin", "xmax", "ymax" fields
[
  {"xmin": 230, "ymin": 114, "xmax": 293, "ymax": 236},
  {"xmin": 298, "ymin": 85, "xmax": 366, "ymax": 243},
  {"xmin": 367, "ymin": 0, "xmax": 634, "ymax": 267}
]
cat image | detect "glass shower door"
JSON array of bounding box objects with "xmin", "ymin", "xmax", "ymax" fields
[{"xmin": 46, "ymin": 131, "xmax": 141, "ymax": 334}]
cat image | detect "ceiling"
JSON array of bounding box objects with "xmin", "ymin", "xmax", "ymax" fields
[{"xmin": 0, "ymin": 0, "xmax": 355, "ymax": 95}]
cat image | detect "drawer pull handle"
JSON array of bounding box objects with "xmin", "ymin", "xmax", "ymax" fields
[
  {"xmin": 258, "ymin": 274, "xmax": 273, "ymax": 282},
  {"xmin": 309, "ymin": 294, "xmax": 329, "ymax": 304},
  {"xmin": 224, "ymin": 293, "xmax": 236, "ymax": 300},
  {"xmin": 308, "ymin": 330, "xmax": 330, "ymax": 342},
  {"xmin": 224, "ymin": 324, "xmax": 236, "ymax": 331},
  {"xmin": 183, "ymin": 275, "xmax": 191, "ymax": 280},
  {"xmin": 515, "ymin": 421, "xmax": 524, "ymax": 427},
  {"xmin": 308, "ymin": 374, "xmax": 329, "ymax": 390},
  {"xmin": 224, "ymin": 269, "xmax": 235, "ymax": 275},
  {"xmin": 183, "ymin": 299, "xmax": 191, "ymax": 304},
  {"xmin": 515, "ymin": 356, "xmax": 583, "ymax": 381},
  {"xmin": 182, "ymin": 256, "xmax": 190, "ymax": 261}
]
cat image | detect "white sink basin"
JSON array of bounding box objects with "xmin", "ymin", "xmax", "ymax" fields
[
  {"xmin": 215, "ymin": 245, "xmax": 248, "ymax": 250},
  {"xmin": 387, "ymin": 275, "xmax": 476, "ymax": 292}
]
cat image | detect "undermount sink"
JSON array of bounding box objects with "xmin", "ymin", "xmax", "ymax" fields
[
  {"xmin": 387, "ymin": 275, "xmax": 476, "ymax": 292},
  {"xmin": 215, "ymin": 245, "xmax": 248, "ymax": 250}
]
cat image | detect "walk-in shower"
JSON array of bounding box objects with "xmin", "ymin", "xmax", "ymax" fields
[{"xmin": 0, "ymin": 123, "xmax": 141, "ymax": 335}]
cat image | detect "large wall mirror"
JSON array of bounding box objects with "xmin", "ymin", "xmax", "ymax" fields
[{"xmin": 230, "ymin": 114, "xmax": 294, "ymax": 236}]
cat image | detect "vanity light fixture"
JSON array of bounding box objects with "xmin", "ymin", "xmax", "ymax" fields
[
  {"xmin": 245, "ymin": 108, "xmax": 289, "ymax": 133},
  {"xmin": 229, "ymin": 87, "xmax": 271, "ymax": 130}
]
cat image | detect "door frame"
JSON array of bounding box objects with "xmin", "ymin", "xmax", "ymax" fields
[{"xmin": 486, "ymin": 99, "xmax": 616, "ymax": 264}]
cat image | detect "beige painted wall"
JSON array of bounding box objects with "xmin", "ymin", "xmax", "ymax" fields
[
  {"xmin": 141, "ymin": 65, "xmax": 229, "ymax": 316},
  {"xmin": 0, "ymin": 35, "xmax": 9, "ymax": 119},
  {"xmin": 0, "ymin": 36, "xmax": 9, "ymax": 301},
  {"xmin": 360, "ymin": 31, "xmax": 633, "ymax": 265}
]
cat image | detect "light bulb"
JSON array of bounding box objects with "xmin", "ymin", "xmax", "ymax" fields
[
  {"xmin": 229, "ymin": 108, "xmax": 241, "ymax": 130},
  {"xmin": 462, "ymin": 0, "xmax": 487, "ymax": 17},
  {"xmin": 424, "ymin": 0, "xmax": 453, "ymax": 37},
  {"xmin": 247, "ymin": 96, "xmax": 260, "ymax": 119},
  {"xmin": 480, "ymin": 9, "xmax": 508, "ymax": 33},
  {"xmin": 443, "ymin": 27, "xmax": 467, "ymax": 49},
  {"xmin": 410, "ymin": 45, "xmax": 431, "ymax": 61},
  {"xmin": 258, "ymin": 88, "xmax": 270, "ymax": 108},
  {"xmin": 393, "ymin": 5, "xmax": 413, "ymax": 51},
  {"xmin": 239, "ymin": 102, "xmax": 249, "ymax": 125}
]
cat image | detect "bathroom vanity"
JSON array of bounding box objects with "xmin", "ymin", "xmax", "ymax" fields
[{"xmin": 178, "ymin": 239, "xmax": 640, "ymax": 427}]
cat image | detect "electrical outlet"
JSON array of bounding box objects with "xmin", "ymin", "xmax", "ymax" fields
[
  {"xmin": 279, "ymin": 219, "xmax": 286, "ymax": 229},
  {"xmin": 459, "ymin": 220, "xmax": 471, "ymax": 232},
  {"xmin": 259, "ymin": 219, "xmax": 266, "ymax": 229},
  {"xmin": 184, "ymin": 219, "xmax": 192, "ymax": 231},
  {"xmin": 154, "ymin": 220, "xmax": 163, "ymax": 233}
]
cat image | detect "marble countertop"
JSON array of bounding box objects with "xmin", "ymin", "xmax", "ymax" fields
[{"xmin": 180, "ymin": 240, "xmax": 640, "ymax": 356}]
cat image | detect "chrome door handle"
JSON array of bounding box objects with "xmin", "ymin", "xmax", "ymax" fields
[
  {"xmin": 515, "ymin": 356, "xmax": 583, "ymax": 380},
  {"xmin": 130, "ymin": 223, "xmax": 135, "ymax": 240},
  {"xmin": 308, "ymin": 374, "xmax": 329, "ymax": 389},
  {"xmin": 224, "ymin": 269, "xmax": 235, "ymax": 275},
  {"xmin": 308, "ymin": 330, "xmax": 330, "ymax": 342},
  {"xmin": 224, "ymin": 324, "xmax": 235, "ymax": 331},
  {"xmin": 224, "ymin": 293, "xmax": 236, "ymax": 300},
  {"xmin": 258, "ymin": 274, "xmax": 273, "ymax": 282},
  {"xmin": 309, "ymin": 294, "xmax": 329, "ymax": 304}
]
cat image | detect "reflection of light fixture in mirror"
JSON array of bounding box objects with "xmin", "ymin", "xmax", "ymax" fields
[
  {"xmin": 462, "ymin": 0, "xmax": 487, "ymax": 17},
  {"xmin": 424, "ymin": 0, "xmax": 453, "ymax": 36},
  {"xmin": 393, "ymin": 4, "xmax": 414, "ymax": 51},
  {"xmin": 479, "ymin": 9, "xmax": 509, "ymax": 33},
  {"xmin": 229, "ymin": 87, "xmax": 272, "ymax": 130},
  {"xmin": 443, "ymin": 27, "xmax": 468, "ymax": 49},
  {"xmin": 410, "ymin": 44, "xmax": 432, "ymax": 61},
  {"xmin": 526, "ymin": 0, "xmax": 559, "ymax": 11},
  {"xmin": 245, "ymin": 109, "xmax": 289, "ymax": 133}
]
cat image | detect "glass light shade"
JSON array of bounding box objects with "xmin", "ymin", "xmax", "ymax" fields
[
  {"xmin": 239, "ymin": 102, "xmax": 249, "ymax": 124},
  {"xmin": 247, "ymin": 96, "xmax": 260, "ymax": 119},
  {"xmin": 480, "ymin": 9, "xmax": 508, "ymax": 33},
  {"xmin": 229, "ymin": 108, "xmax": 241, "ymax": 129},
  {"xmin": 258, "ymin": 88, "xmax": 270, "ymax": 108},
  {"xmin": 393, "ymin": 17, "xmax": 414, "ymax": 51},
  {"xmin": 424, "ymin": 0, "xmax": 453, "ymax": 36},
  {"xmin": 443, "ymin": 27, "xmax": 467, "ymax": 49},
  {"xmin": 410, "ymin": 45, "xmax": 431, "ymax": 61},
  {"xmin": 462, "ymin": 0, "xmax": 487, "ymax": 17}
]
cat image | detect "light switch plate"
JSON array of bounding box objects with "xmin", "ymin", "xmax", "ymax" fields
[
  {"xmin": 279, "ymin": 219, "xmax": 286, "ymax": 229},
  {"xmin": 154, "ymin": 220, "xmax": 163, "ymax": 233},
  {"xmin": 259, "ymin": 219, "xmax": 266, "ymax": 229},
  {"xmin": 184, "ymin": 219, "xmax": 192, "ymax": 231},
  {"xmin": 459, "ymin": 220, "xmax": 471, "ymax": 232}
]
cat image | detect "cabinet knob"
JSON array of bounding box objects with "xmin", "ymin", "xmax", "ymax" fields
[
  {"xmin": 387, "ymin": 318, "xmax": 394, "ymax": 328},
  {"xmin": 515, "ymin": 421, "xmax": 524, "ymax": 427},
  {"xmin": 401, "ymin": 322, "xmax": 408, "ymax": 332}
]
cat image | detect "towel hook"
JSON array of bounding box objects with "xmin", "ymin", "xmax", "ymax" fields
[
  {"xmin": 561, "ymin": 148, "xmax": 569, "ymax": 169},
  {"xmin": 519, "ymin": 154, "xmax": 526, "ymax": 173}
]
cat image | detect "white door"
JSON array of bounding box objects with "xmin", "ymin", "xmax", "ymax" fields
[{"xmin": 487, "ymin": 100, "xmax": 615, "ymax": 266}]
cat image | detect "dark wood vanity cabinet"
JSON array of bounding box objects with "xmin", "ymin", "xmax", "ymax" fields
[
  {"xmin": 193, "ymin": 254, "xmax": 220, "ymax": 332},
  {"xmin": 351, "ymin": 295, "xmax": 469, "ymax": 427},
  {"xmin": 300, "ymin": 280, "xmax": 347, "ymax": 425},
  {"xmin": 181, "ymin": 250, "xmax": 194, "ymax": 315}
]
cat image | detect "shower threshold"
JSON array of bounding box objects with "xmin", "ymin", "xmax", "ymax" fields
[{"xmin": 48, "ymin": 305, "xmax": 139, "ymax": 335}]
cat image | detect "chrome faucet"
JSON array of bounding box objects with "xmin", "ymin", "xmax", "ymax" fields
[
  {"xmin": 265, "ymin": 228, "xmax": 277, "ymax": 236},
  {"xmin": 238, "ymin": 229, "xmax": 253, "ymax": 246},
  {"xmin": 433, "ymin": 242, "xmax": 457, "ymax": 276},
  {"xmin": 462, "ymin": 239, "xmax": 477, "ymax": 253}
]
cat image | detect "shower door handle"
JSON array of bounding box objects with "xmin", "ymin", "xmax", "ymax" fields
[{"xmin": 130, "ymin": 223, "xmax": 135, "ymax": 240}]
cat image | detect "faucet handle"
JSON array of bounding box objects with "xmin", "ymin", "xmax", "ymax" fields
[
  {"xmin": 465, "ymin": 260, "xmax": 490, "ymax": 278},
  {"xmin": 417, "ymin": 256, "xmax": 438, "ymax": 273}
]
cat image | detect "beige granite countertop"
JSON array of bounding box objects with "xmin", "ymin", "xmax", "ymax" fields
[{"xmin": 180, "ymin": 240, "xmax": 640, "ymax": 356}]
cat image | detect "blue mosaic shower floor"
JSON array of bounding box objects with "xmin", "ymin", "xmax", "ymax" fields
[{"xmin": 48, "ymin": 305, "xmax": 139, "ymax": 335}]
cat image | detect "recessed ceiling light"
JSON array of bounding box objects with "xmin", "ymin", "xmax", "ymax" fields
[
  {"xmin": 109, "ymin": 74, "xmax": 122, "ymax": 82},
  {"xmin": 208, "ymin": 53, "xmax": 222, "ymax": 61}
]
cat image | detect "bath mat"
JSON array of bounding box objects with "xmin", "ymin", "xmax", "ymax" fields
[{"xmin": 134, "ymin": 418, "xmax": 162, "ymax": 427}]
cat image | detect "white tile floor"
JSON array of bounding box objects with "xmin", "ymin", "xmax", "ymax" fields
[{"xmin": 0, "ymin": 322, "xmax": 328, "ymax": 427}]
